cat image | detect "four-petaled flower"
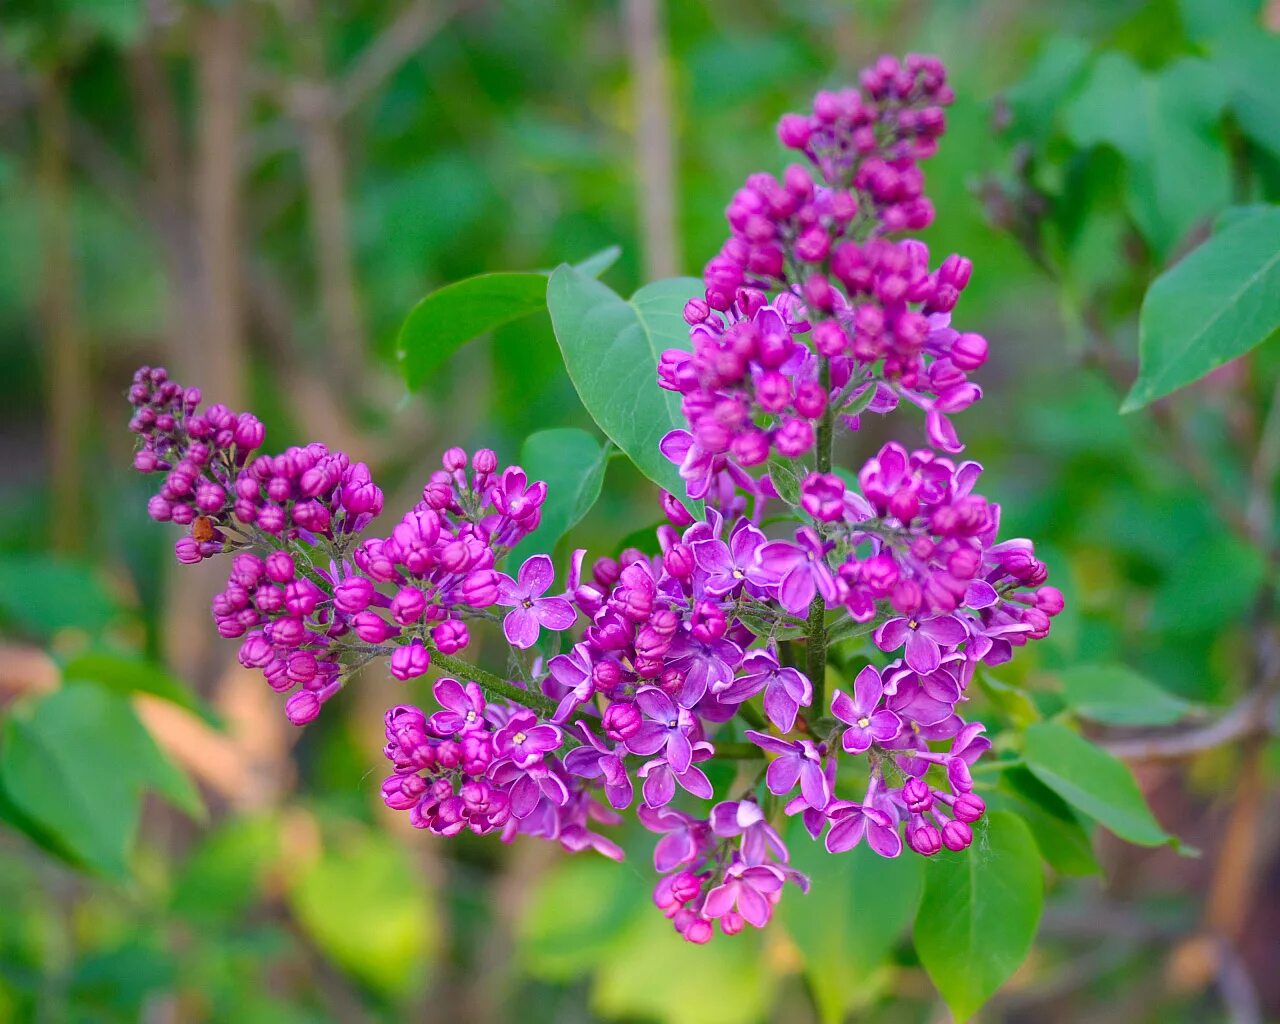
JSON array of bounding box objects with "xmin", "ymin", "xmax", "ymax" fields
[
  {"xmin": 824, "ymin": 800, "xmax": 903, "ymax": 857},
  {"xmin": 693, "ymin": 519, "xmax": 767, "ymax": 597},
  {"xmin": 716, "ymin": 649, "xmax": 812, "ymax": 732},
  {"xmin": 750, "ymin": 527, "xmax": 840, "ymax": 615},
  {"xmin": 429, "ymin": 678, "xmax": 488, "ymax": 735},
  {"xmin": 495, "ymin": 554, "xmax": 577, "ymax": 649},
  {"xmin": 493, "ymin": 710, "xmax": 562, "ymax": 769},
  {"xmin": 702, "ymin": 860, "xmax": 786, "ymax": 928},
  {"xmin": 873, "ymin": 613, "xmax": 967, "ymax": 674},
  {"xmin": 830, "ymin": 665, "xmax": 902, "ymax": 753},
  {"xmin": 744, "ymin": 731, "xmax": 831, "ymax": 811},
  {"xmin": 563, "ymin": 723, "xmax": 634, "ymax": 810}
]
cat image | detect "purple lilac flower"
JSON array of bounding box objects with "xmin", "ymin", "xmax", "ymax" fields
[
  {"xmin": 495, "ymin": 554, "xmax": 577, "ymax": 649},
  {"xmin": 874, "ymin": 612, "xmax": 967, "ymax": 674},
  {"xmin": 702, "ymin": 861, "xmax": 786, "ymax": 928},
  {"xmin": 744, "ymin": 731, "xmax": 831, "ymax": 810},
  {"xmin": 693, "ymin": 518, "xmax": 767, "ymax": 597},
  {"xmin": 830, "ymin": 664, "xmax": 902, "ymax": 753},
  {"xmin": 563, "ymin": 723, "xmax": 634, "ymax": 810},
  {"xmin": 715, "ymin": 649, "xmax": 811, "ymax": 731},
  {"xmin": 751, "ymin": 527, "xmax": 839, "ymax": 615}
]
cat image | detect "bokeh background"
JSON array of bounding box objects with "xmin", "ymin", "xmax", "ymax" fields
[{"xmin": 2, "ymin": 0, "xmax": 1279, "ymax": 1021}]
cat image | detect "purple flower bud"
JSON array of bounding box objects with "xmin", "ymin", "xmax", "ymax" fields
[
  {"xmin": 175, "ymin": 538, "xmax": 202, "ymax": 564},
  {"xmin": 382, "ymin": 773, "xmax": 428, "ymax": 811},
  {"xmin": 952, "ymin": 793, "xmax": 986, "ymax": 823},
  {"xmin": 334, "ymin": 576, "xmax": 375, "ymax": 614},
  {"xmin": 442, "ymin": 447, "xmax": 468, "ymax": 471},
  {"xmin": 352, "ymin": 611, "xmax": 398, "ymax": 643},
  {"xmin": 663, "ymin": 543, "xmax": 695, "ymax": 580},
  {"xmin": 431, "ymin": 619, "xmax": 469, "ymax": 654},
  {"xmin": 777, "ymin": 112, "xmax": 812, "ymax": 149},
  {"xmin": 942, "ymin": 819, "xmax": 973, "ymax": 851},
  {"xmin": 234, "ymin": 413, "xmax": 265, "ymax": 450},
  {"xmin": 662, "ymin": 491, "xmax": 695, "ymax": 527},
  {"xmin": 458, "ymin": 569, "xmax": 500, "ymax": 607},
  {"xmin": 265, "ymin": 551, "xmax": 295, "ymax": 583},
  {"xmin": 472, "ymin": 448, "xmax": 497, "ymax": 474},
  {"xmin": 391, "ymin": 640, "xmax": 432, "ymax": 681},
  {"xmin": 909, "ymin": 823, "xmax": 942, "ymax": 856},
  {"xmin": 801, "ymin": 472, "xmax": 846, "ymax": 522},
  {"xmin": 903, "ymin": 778, "xmax": 933, "ymax": 814},
  {"xmin": 774, "ymin": 417, "xmax": 815, "ymax": 458},
  {"xmin": 391, "ymin": 585, "xmax": 428, "ymax": 625},
  {"xmin": 603, "ymin": 701, "xmax": 642, "ymax": 742},
  {"xmin": 285, "ymin": 690, "xmax": 322, "ymax": 726},
  {"xmin": 720, "ymin": 911, "xmax": 745, "ymax": 936}
]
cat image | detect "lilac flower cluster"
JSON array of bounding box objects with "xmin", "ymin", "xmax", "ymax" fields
[
  {"xmin": 127, "ymin": 56, "xmax": 1059, "ymax": 952},
  {"xmin": 127, "ymin": 365, "xmax": 265, "ymax": 563}
]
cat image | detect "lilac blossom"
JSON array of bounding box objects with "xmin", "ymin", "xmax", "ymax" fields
[
  {"xmin": 830, "ymin": 665, "xmax": 902, "ymax": 753},
  {"xmin": 715, "ymin": 649, "xmax": 811, "ymax": 731},
  {"xmin": 495, "ymin": 554, "xmax": 577, "ymax": 648}
]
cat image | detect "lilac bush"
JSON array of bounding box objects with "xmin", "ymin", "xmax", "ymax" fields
[{"xmin": 127, "ymin": 54, "xmax": 1061, "ymax": 946}]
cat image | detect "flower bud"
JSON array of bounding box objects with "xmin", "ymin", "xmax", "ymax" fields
[
  {"xmin": 942, "ymin": 819, "xmax": 973, "ymax": 851},
  {"xmin": 391, "ymin": 640, "xmax": 432, "ymax": 681},
  {"xmin": 603, "ymin": 701, "xmax": 642, "ymax": 742},
  {"xmin": 952, "ymin": 793, "xmax": 986, "ymax": 823},
  {"xmin": 431, "ymin": 619, "xmax": 470, "ymax": 655}
]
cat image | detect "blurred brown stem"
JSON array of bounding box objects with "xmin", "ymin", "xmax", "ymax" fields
[
  {"xmin": 287, "ymin": 0, "xmax": 367, "ymax": 387},
  {"xmin": 624, "ymin": 0, "xmax": 678, "ymax": 279},
  {"xmin": 37, "ymin": 69, "xmax": 85, "ymax": 554}
]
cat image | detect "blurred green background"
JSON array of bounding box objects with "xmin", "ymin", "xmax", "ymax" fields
[{"xmin": 2, "ymin": 0, "xmax": 1279, "ymax": 1021}]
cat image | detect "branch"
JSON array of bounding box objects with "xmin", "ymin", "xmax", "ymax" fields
[
  {"xmin": 1101, "ymin": 681, "xmax": 1278, "ymax": 762},
  {"xmin": 336, "ymin": 0, "xmax": 456, "ymax": 117},
  {"xmin": 622, "ymin": 0, "xmax": 678, "ymax": 279}
]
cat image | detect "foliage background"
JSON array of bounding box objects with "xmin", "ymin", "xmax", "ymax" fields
[{"xmin": 1, "ymin": 0, "xmax": 1279, "ymax": 1021}]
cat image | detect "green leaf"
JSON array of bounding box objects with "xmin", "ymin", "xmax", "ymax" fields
[
  {"xmin": 1123, "ymin": 207, "xmax": 1280, "ymax": 410},
  {"xmin": 990, "ymin": 767, "xmax": 1100, "ymax": 877},
  {"xmin": 781, "ymin": 826, "xmax": 922, "ymax": 1023},
  {"xmin": 0, "ymin": 684, "xmax": 202, "ymax": 878},
  {"xmin": 547, "ymin": 266, "xmax": 703, "ymax": 512},
  {"xmin": 517, "ymin": 854, "xmax": 638, "ymax": 980},
  {"xmin": 0, "ymin": 553, "xmax": 120, "ymax": 637},
  {"xmin": 287, "ymin": 823, "xmax": 436, "ymax": 997},
  {"xmin": 508, "ymin": 428, "xmax": 609, "ymax": 567},
  {"xmin": 767, "ymin": 455, "xmax": 802, "ymax": 508},
  {"xmin": 398, "ymin": 272, "xmax": 548, "ymax": 390},
  {"xmin": 61, "ymin": 649, "xmax": 218, "ymax": 725},
  {"xmin": 1002, "ymin": 35, "xmax": 1093, "ymax": 146},
  {"xmin": 1063, "ymin": 54, "xmax": 1230, "ymax": 261},
  {"xmin": 571, "ymin": 245, "xmax": 622, "ymax": 279},
  {"xmin": 1058, "ymin": 662, "xmax": 1189, "ymax": 726},
  {"xmin": 977, "ymin": 672, "xmax": 1042, "ymax": 729},
  {"xmin": 396, "ymin": 248, "xmax": 622, "ymax": 390},
  {"xmin": 1022, "ymin": 722, "xmax": 1173, "ymax": 847},
  {"xmin": 590, "ymin": 900, "xmax": 776, "ymax": 1024},
  {"xmin": 914, "ymin": 811, "xmax": 1044, "ymax": 1022},
  {"xmin": 1214, "ymin": 204, "xmax": 1277, "ymax": 235}
]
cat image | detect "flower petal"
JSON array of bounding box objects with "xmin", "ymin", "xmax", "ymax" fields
[
  {"xmin": 503, "ymin": 606, "xmax": 540, "ymax": 649},
  {"xmin": 517, "ymin": 554, "xmax": 555, "ymax": 598}
]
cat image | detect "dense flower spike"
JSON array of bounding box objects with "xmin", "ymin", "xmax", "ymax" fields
[{"xmin": 128, "ymin": 56, "xmax": 1058, "ymax": 949}]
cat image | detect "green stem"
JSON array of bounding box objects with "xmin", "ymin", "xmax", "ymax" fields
[
  {"xmin": 807, "ymin": 356, "xmax": 835, "ymax": 713},
  {"xmin": 431, "ymin": 650, "xmax": 559, "ymax": 717}
]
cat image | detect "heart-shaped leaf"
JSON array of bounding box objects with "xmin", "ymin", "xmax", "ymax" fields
[
  {"xmin": 547, "ymin": 265, "xmax": 702, "ymax": 512},
  {"xmin": 914, "ymin": 811, "xmax": 1044, "ymax": 1022}
]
